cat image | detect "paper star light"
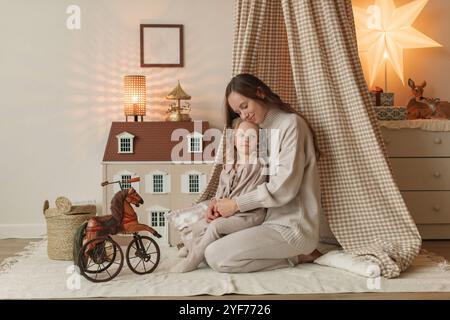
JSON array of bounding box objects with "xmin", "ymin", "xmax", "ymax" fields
[{"xmin": 353, "ymin": 0, "xmax": 441, "ymax": 88}]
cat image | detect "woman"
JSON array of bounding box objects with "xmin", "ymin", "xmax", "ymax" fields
[{"xmin": 204, "ymin": 73, "xmax": 323, "ymax": 272}]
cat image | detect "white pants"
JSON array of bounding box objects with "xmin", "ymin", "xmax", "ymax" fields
[
  {"xmin": 173, "ymin": 213, "xmax": 266, "ymax": 273},
  {"xmin": 204, "ymin": 225, "xmax": 302, "ymax": 273}
]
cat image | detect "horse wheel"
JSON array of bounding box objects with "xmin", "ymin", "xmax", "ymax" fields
[
  {"xmin": 126, "ymin": 235, "xmax": 160, "ymax": 274},
  {"xmin": 83, "ymin": 237, "xmax": 118, "ymax": 274},
  {"xmin": 78, "ymin": 237, "xmax": 123, "ymax": 282}
]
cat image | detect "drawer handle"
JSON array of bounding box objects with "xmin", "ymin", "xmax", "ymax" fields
[
  {"xmin": 385, "ymin": 138, "xmax": 390, "ymax": 145},
  {"xmin": 433, "ymin": 205, "xmax": 441, "ymax": 212},
  {"xmin": 433, "ymin": 172, "xmax": 442, "ymax": 178},
  {"xmin": 434, "ymin": 138, "xmax": 442, "ymax": 144}
]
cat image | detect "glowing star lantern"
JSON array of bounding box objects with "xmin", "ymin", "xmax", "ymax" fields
[{"xmin": 353, "ymin": 0, "xmax": 441, "ymax": 88}]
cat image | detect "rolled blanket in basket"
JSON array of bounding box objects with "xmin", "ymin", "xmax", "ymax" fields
[
  {"xmin": 43, "ymin": 197, "xmax": 96, "ymax": 261},
  {"xmin": 313, "ymin": 250, "xmax": 381, "ymax": 278}
]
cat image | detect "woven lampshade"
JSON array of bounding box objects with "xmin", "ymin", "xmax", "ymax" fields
[{"xmin": 124, "ymin": 75, "xmax": 146, "ymax": 120}]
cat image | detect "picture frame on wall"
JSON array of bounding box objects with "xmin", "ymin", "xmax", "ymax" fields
[{"xmin": 140, "ymin": 24, "xmax": 184, "ymax": 67}]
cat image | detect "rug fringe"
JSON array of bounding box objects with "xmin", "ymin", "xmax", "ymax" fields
[
  {"xmin": 419, "ymin": 249, "xmax": 450, "ymax": 271},
  {"xmin": 0, "ymin": 239, "xmax": 46, "ymax": 275}
]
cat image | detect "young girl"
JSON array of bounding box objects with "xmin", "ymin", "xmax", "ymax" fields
[{"xmin": 170, "ymin": 119, "xmax": 268, "ymax": 273}]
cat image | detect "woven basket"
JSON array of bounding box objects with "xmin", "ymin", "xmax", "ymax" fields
[{"xmin": 43, "ymin": 197, "xmax": 96, "ymax": 261}]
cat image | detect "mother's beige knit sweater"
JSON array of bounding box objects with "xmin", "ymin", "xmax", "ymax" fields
[{"xmin": 234, "ymin": 107, "xmax": 321, "ymax": 254}]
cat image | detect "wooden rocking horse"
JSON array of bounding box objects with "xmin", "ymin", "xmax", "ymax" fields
[{"xmin": 73, "ymin": 177, "xmax": 162, "ymax": 282}]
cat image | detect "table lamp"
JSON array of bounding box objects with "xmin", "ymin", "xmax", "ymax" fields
[{"xmin": 124, "ymin": 75, "xmax": 146, "ymax": 122}]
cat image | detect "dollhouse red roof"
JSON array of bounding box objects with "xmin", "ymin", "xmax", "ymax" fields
[{"xmin": 103, "ymin": 121, "xmax": 216, "ymax": 162}]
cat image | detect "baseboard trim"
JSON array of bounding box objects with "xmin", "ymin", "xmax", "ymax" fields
[{"xmin": 0, "ymin": 224, "xmax": 46, "ymax": 239}]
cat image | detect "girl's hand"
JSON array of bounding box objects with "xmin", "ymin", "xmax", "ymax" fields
[
  {"xmin": 205, "ymin": 198, "xmax": 221, "ymax": 222},
  {"xmin": 216, "ymin": 198, "xmax": 239, "ymax": 218}
]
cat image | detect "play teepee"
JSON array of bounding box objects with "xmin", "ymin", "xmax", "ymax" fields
[{"xmin": 196, "ymin": 0, "xmax": 421, "ymax": 278}]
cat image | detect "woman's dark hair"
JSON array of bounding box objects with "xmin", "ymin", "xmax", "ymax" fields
[{"xmin": 224, "ymin": 73, "xmax": 321, "ymax": 160}]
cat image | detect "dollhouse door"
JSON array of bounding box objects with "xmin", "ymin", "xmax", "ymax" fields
[{"xmin": 147, "ymin": 206, "xmax": 169, "ymax": 247}]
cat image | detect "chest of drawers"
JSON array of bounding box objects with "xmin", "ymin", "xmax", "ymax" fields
[{"xmin": 380, "ymin": 122, "xmax": 450, "ymax": 239}]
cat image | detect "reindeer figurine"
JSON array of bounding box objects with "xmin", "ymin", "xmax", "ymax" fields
[{"xmin": 407, "ymin": 78, "xmax": 450, "ymax": 120}]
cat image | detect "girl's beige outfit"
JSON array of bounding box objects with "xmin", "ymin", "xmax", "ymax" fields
[{"xmin": 171, "ymin": 162, "xmax": 268, "ymax": 273}]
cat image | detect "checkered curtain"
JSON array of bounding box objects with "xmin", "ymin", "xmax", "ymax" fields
[
  {"xmin": 232, "ymin": 0, "xmax": 297, "ymax": 108},
  {"xmin": 197, "ymin": 0, "xmax": 421, "ymax": 278}
]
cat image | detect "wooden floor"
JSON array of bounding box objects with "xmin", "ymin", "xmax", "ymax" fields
[{"xmin": 1, "ymin": 238, "xmax": 449, "ymax": 300}]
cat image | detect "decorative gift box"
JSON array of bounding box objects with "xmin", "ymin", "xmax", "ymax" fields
[
  {"xmin": 370, "ymin": 86, "xmax": 395, "ymax": 107},
  {"xmin": 370, "ymin": 91, "xmax": 395, "ymax": 107},
  {"xmin": 375, "ymin": 106, "xmax": 406, "ymax": 120}
]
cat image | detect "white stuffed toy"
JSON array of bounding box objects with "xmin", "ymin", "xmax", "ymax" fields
[{"xmin": 165, "ymin": 201, "xmax": 209, "ymax": 256}]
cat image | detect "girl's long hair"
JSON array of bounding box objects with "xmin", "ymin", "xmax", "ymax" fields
[{"xmin": 223, "ymin": 73, "xmax": 321, "ymax": 160}]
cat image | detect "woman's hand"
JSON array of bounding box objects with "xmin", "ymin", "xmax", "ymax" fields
[
  {"xmin": 205, "ymin": 198, "xmax": 221, "ymax": 223},
  {"xmin": 216, "ymin": 198, "xmax": 239, "ymax": 218}
]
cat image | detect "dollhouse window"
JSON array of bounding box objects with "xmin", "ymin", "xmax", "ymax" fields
[
  {"xmin": 146, "ymin": 205, "xmax": 170, "ymax": 246},
  {"xmin": 151, "ymin": 212, "xmax": 158, "ymax": 227},
  {"xmin": 146, "ymin": 170, "xmax": 171, "ymax": 194},
  {"xmin": 159, "ymin": 212, "xmax": 165, "ymax": 227},
  {"xmin": 116, "ymin": 132, "xmax": 135, "ymax": 154},
  {"xmin": 153, "ymin": 174, "xmax": 164, "ymax": 193},
  {"xmin": 189, "ymin": 174, "xmax": 199, "ymax": 193},
  {"xmin": 189, "ymin": 137, "xmax": 201, "ymax": 153},
  {"xmin": 181, "ymin": 170, "xmax": 206, "ymax": 194},
  {"xmin": 120, "ymin": 138, "xmax": 131, "ymax": 152},
  {"xmin": 121, "ymin": 175, "xmax": 132, "ymax": 189},
  {"xmin": 187, "ymin": 132, "xmax": 203, "ymax": 153},
  {"xmin": 113, "ymin": 170, "xmax": 139, "ymax": 193},
  {"xmin": 150, "ymin": 211, "xmax": 165, "ymax": 227}
]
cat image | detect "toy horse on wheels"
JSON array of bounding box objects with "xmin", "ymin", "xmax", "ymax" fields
[{"xmin": 73, "ymin": 177, "xmax": 162, "ymax": 282}]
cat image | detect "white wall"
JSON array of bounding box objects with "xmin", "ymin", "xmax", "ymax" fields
[{"xmin": 0, "ymin": 0, "xmax": 234, "ymax": 237}]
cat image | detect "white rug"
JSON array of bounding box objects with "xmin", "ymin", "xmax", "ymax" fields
[{"xmin": 1, "ymin": 240, "xmax": 450, "ymax": 299}]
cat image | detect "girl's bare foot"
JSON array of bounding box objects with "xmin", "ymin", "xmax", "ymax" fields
[{"xmin": 297, "ymin": 249, "xmax": 323, "ymax": 264}]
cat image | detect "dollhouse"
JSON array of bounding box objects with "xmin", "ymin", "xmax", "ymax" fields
[{"xmin": 102, "ymin": 121, "xmax": 216, "ymax": 246}]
